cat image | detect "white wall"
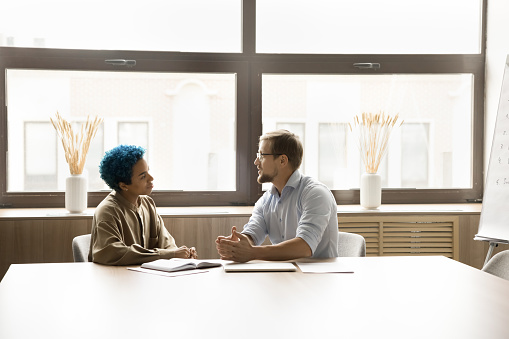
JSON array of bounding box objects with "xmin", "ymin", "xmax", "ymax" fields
[{"xmin": 485, "ymin": 0, "xmax": 509, "ymax": 181}]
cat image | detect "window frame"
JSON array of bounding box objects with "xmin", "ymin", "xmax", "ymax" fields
[
  {"xmin": 0, "ymin": 50, "xmax": 251, "ymax": 207},
  {"xmin": 0, "ymin": 0, "xmax": 486, "ymax": 207},
  {"xmin": 250, "ymin": 53, "xmax": 486, "ymax": 204}
]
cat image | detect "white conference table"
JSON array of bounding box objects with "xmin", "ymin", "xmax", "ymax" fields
[{"xmin": 1, "ymin": 256, "xmax": 509, "ymax": 339}]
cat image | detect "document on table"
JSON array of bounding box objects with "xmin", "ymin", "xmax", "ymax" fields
[
  {"xmin": 295, "ymin": 262, "xmax": 354, "ymax": 274},
  {"xmin": 224, "ymin": 261, "xmax": 297, "ymax": 272}
]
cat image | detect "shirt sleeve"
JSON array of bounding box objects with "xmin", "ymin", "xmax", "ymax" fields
[
  {"xmin": 295, "ymin": 184, "xmax": 335, "ymax": 255},
  {"xmin": 241, "ymin": 193, "xmax": 269, "ymax": 246}
]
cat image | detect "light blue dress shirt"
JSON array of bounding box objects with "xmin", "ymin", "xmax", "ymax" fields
[{"xmin": 242, "ymin": 170, "xmax": 339, "ymax": 258}]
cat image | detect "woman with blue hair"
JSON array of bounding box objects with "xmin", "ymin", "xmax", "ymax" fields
[{"xmin": 89, "ymin": 144, "xmax": 197, "ymax": 265}]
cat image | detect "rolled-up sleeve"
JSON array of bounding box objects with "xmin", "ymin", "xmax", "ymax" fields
[
  {"xmin": 241, "ymin": 193, "xmax": 269, "ymax": 246},
  {"xmin": 295, "ymin": 184, "xmax": 334, "ymax": 255}
]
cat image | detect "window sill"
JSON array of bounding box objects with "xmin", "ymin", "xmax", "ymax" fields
[{"xmin": 0, "ymin": 203, "xmax": 482, "ymax": 220}]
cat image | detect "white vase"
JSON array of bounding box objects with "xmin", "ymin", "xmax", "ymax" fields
[
  {"xmin": 65, "ymin": 173, "xmax": 88, "ymax": 213},
  {"xmin": 360, "ymin": 173, "xmax": 381, "ymax": 210}
]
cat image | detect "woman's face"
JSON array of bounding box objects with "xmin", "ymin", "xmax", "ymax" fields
[{"xmin": 122, "ymin": 158, "xmax": 154, "ymax": 197}]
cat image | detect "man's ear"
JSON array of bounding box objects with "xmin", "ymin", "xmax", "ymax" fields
[
  {"xmin": 119, "ymin": 182, "xmax": 128, "ymax": 191},
  {"xmin": 280, "ymin": 154, "xmax": 289, "ymax": 167}
]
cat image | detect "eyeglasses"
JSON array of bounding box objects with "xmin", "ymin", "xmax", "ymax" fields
[{"xmin": 256, "ymin": 152, "xmax": 282, "ymax": 160}]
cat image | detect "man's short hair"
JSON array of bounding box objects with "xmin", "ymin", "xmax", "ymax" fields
[
  {"xmin": 99, "ymin": 145, "xmax": 145, "ymax": 191},
  {"xmin": 260, "ymin": 130, "xmax": 303, "ymax": 170}
]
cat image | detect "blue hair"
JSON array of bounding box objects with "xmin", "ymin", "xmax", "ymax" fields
[{"xmin": 99, "ymin": 145, "xmax": 146, "ymax": 191}]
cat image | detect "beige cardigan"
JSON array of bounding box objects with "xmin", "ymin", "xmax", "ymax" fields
[{"xmin": 89, "ymin": 190, "xmax": 178, "ymax": 265}]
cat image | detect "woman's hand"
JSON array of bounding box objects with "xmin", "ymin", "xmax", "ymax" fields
[
  {"xmin": 189, "ymin": 247, "xmax": 198, "ymax": 259},
  {"xmin": 172, "ymin": 246, "xmax": 198, "ymax": 259},
  {"xmin": 172, "ymin": 246, "xmax": 191, "ymax": 258}
]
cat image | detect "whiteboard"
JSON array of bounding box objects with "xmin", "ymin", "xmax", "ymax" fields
[{"xmin": 476, "ymin": 56, "xmax": 509, "ymax": 244}]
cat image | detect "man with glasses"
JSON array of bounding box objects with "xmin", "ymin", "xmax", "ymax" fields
[{"xmin": 216, "ymin": 129, "xmax": 339, "ymax": 262}]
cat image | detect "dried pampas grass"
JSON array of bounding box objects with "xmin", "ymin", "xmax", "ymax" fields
[
  {"xmin": 349, "ymin": 112, "xmax": 403, "ymax": 174},
  {"xmin": 50, "ymin": 112, "xmax": 103, "ymax": 175}
]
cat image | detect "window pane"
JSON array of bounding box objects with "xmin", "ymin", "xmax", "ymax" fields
[
  {"xmin": 262, "ymin": 74, "xmax": 473, "ymax": 190},
  {"xmin": 7, "ymin": 69, "xmax": 237, "ymax": 192},
  {"xmin": 118, "ymin": 122, "xmax": 149, "ymax": 149},
  {"xmin": 85, "ymin": 124, "xmax": 104, "ymax": 191},
  {"xmin": 0, "ymin": 0, "xmax": 241, "ymax": 53},
  {"xmin": 401, "ymin": 123, "xmax": 430, "ymax": 188},
  {"xmin": 257, "ymin": 0, "xmax": 482, "ymax": 54},
  {"xmin": 318, "ymin": 123, "xmax": 347, "ymax": 188},
  {"xmin": 23, "ymin": 122, "xmax": 57, "ymax": 191}
]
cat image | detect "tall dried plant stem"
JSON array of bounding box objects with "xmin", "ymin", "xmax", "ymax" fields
[
  {"xmin": 50, "ymin": 112, "xmax": 103, "ymax": 175},
  {"xmin": 349, "ymin": 111, "xmax": 403, "ymax": 174}
]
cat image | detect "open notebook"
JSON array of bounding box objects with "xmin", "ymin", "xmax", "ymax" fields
[{"xmin": 141, "ymin": 258, "xmax": 222, "ymax": 273}]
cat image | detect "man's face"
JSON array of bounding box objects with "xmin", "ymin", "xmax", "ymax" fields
[{"xmin": 254, "ymin": 140, "xmax": 279, "ymax": 184}]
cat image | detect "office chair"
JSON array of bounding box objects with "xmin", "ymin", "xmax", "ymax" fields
[
  {"xmin": 72, "ymin": 234, "xmax": 91, "ymax": 262},
  {"xmin": 337, "ymin": 231, "xmax": 366, "ymax": 257},
  {"xmin": 482, "ymin": 250, "xmax": 509, "ymax": 281}
]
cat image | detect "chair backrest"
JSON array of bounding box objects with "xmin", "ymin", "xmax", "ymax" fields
[
  {"xmin": 482, "ymin": 250, "xmax": 509, "ymax": 281},
  {"xmin": 72, "ymin": 234, "xmax": 91, "ymax": 262},
  {"xmin": 338, "ymin": 231, "xmax": 366, "ymax": 257}
]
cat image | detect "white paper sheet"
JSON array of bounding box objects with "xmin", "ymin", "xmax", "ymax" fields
[{"xmin": 295, "ymin": 262, "xmax": 354, "ymax": 274}]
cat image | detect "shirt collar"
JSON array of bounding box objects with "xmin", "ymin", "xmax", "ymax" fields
[
  {"xmin": 111, "ymin": 190, "xmax": 141, "ymax": 212},
  {"xmin": 269, "ymin": 170, "xmax": 301, "ymax": 196}
]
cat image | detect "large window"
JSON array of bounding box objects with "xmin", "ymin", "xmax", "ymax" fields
[
  {"xmin": 7, "ymin": 70, "xmax": 237, "ymax": 194},
  {"xmin": 262, "ymin": 74, "xmax": 472, "ymax": 190},
  {"xmin": 0, "ymin": 0, "xmax": 486, "ymax": 207}
]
